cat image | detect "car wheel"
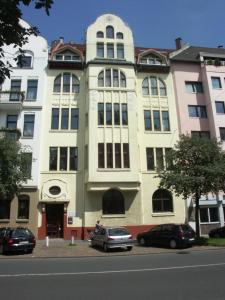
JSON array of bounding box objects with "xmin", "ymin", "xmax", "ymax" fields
[
  {"xmin": 103, "ymin": 243, "xmax": 108, "ymax": 252},
  {"xmin": 139, "ymin": 237, "xmax": 146, "ymax": 246},
  {"xmin": 169, "ymin": 239, "xmax": 177, "ymax": 249},
  {"xmin": 127, "ymin": 246, "xmax": 132, "ymax": 251},
  {"xmin": 90, "ymin": 240, "xmax": 95, "ymax": 247}
]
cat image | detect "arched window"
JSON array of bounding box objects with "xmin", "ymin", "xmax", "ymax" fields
[
  {"xmin": 116, "ymin": 32, "xmax": 123, "ymax": 39},
  {"xmin": 53, "ymin": 75, "xmax": 61, "ymax": 93},
  {"xmin": 102, "ymin": 189, "xmax": 125, "ymax": 214},
  {"xmin": 98, "ymin": 69, "xmax": 126, "ymax": 88},
  {"xmin": 142, "ymin": 77, "xmax": 167, "ymax": 96},
  {"xmin": 53, "ymin": 73, "xmax": 80, "ymax": 93},
  {"xmin": 97, "ymin": 31, "xmax": 104, "ymax": 38},
  {"xmin": 152, "ymin": 189, "xmax": 173, "ymax": 213},
  {"xmin": 17, "ymin": 195, "xmax": 30, "ymax": 219},
  {"xmin": 106, "ymin": 26, "xmax": 114, "ymax": 38}
]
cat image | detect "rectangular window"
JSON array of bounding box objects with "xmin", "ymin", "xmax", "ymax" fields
[
  {"xmin": 219, "ymin": 127, "xmax": 225, "ymax": 141},
  {"xmin": 51, "ymin": 108, "xmax": 59, "ymax": 130},
  {"xmin": 117, "ymin": 44, "xmax": 124, "ymax": 59},
  {"xmin": 71, "ymin": 108, "xmax": 79, "ymax": 130},
  {"xmin": 188, "ymin": 105, "xmax": 207, "ymax": 118},
  {"xmin": 18, "ymin": 56, "xmax": 32, "ymax": 68},
  {"xmin": 115, "ymin": 143, "xmax": 121, "ymax": 168},
  {"xmin": 146, "ymin": 148, "xmax": 154, "ymax": 170},
  {"xmin": 162, "ymin": 111, "xmax": 170, "ymax": 131},
  {"xmin": 191, "ymin": 131, "xmax": 210, "ymax": 139},
  {"xmin": 185, "ymin": 81, "xmax": 203, "ymax": 93},
  {"xmin": 107, "ymin": 43, "xmax": 114, "ymax": 58},
  {"xmin": 106, "ymin": 103, "xmax": 112, "ymax": 125},
  {"xmin": 97, "ymin": 43, "xmax": 104, "ymax": 58},
  {"xmin": 98, "ymin": 103, "xmax": 104, "ymax": 125},
  {"xmin": 60, "ymin": 147, "xmax": 67, "ymax": 171},
  {"xmin": 17, "ymin": 197, "xmax": 30, "ymax": 219},
  {"xmin": 26, "ymin": 79, "xmax": 38, "ymax": 100},
  {"xmin": 156, "ymin": 148, "xmax": 164, "ymax": 170},
  {"xmin": 98, "ymin": 143, "xmax": 105, "ymax": 168},
  {"xmin": 215, "ymin": 101, "xmax": 225, "ymax": 114},
  {"xmin": 153, "ymin": 110, "xmax": 161, "ymax": 131},
  {"xmin": 7, "ymin": 115, "xmax": 18, "ymax": 129},
  {"xmin": 123, "ymin": 143, "xmax": 130, "ymax": 168},
  {"xmin": 69, "ymin": 147, "xmax": 78, "ymax": 171},
  {"xmin": 10, "ymin": 79, "xmax": 21, "ymax": 101},
  {"xmin": 200, "ymin": 207, "xmax": 219, "ymax": 223},
  {"xmin": 144, "ymin": 110, "xmax": 151, "ymax": 130},
  {"xmin": 165, "ymin": 148, "xmax": 172, "ymax": 169},
  {"xmin": 107, "ymin": 143, "xmax": 113, "ymax": 168},
  {"xmin": 122, "ymin": 104, "xmax": 128, "ymax": 125},
  {"xmin": 49, "ymin": 147, "xmax": 58, "ymax": 170},
  {"xmin": 23, "ymin": 114, "xmax": 35, "ymax": 137},
  {"xmin": 63, "ymin": 73, "xmax": 70, "ymax": 93},
  {"xmin": 21, "ymin": 152, "xmax": 32, "ymax": 179},
  {"xmin": 61, "ymin": 108, "xmax": 69, "ymax": 129},
  {"xmin": 0, "ymin": 200, "xmax": 10, "ymax": 219},
  {"xmin": 114, "ymin": 103, "xmax": 120, "ymax": 125},
  {"xmin": 211, "ymin": 77, "xmax": 222, "ymax": 89}
]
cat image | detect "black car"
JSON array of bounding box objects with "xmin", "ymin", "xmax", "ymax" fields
[
  {"xmin": 137, "ymin": 223, "xmax": 196, "ymax": 249},
  {"xmin": 0, "ymin": 227, "xmax": 36, "ymax": 255},
  {"xmin": 209, "ymin": 226, "xmax": 225, "ymax": 238}
]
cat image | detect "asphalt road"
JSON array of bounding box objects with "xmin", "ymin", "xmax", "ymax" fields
[{"xmin": 0, "ymin": 249, "xmax": 225, "ymax": 300}]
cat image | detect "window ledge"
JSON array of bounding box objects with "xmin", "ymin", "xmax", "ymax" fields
[
  {"xmin": 200, "ymin": 222, "xmax": 220, "ymax": 225},
  {"xmin": 21, "ymin": 136, "xmax": 34, "ymax": 139},
  {"xmin": 101, "ymin": 214, "xmax": 125, "ymax": 218},
  {"xmin": 97, "ymin": 168, "xmax": 130, "ymax": 172},
  {"xmin": 16, "ymin": 219, "xmax": 29, "ymax": 223},
  {"xmin": 152, "ymin": 212, "xmax": 175, "ymax": 217},
  {"xmin": 49, "ymin": 130, "xmax": 78, "ymax": 133},
  {"xmin": 0, "ymin": 219, "xmax": 10, "ymax": 223},
  {"xmin": 144, "ymin": 131, "xmax": 171, "ymax": 134}
]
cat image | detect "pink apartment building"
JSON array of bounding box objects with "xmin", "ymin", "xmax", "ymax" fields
[{"xmin": 170, "ymin": 39, "xmax": 225, "ymax": 234}]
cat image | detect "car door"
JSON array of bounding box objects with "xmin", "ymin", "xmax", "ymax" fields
[{"xmin": 147, "ymin": 225, "xmax": 162, "ymax": 245}]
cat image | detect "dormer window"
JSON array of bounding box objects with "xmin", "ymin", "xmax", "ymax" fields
[
  {"xmin": 97, "ymin": 31, "xmax": 104, "ymax": 38},
  {"xmin": 106, "ymin": 26, "xmax": 114, "ymax": 39},
  {"xmin": 16, "ymin": 51, "xmax": 33, "ymax": 68},
  {"xmin": 140, "ymin": 55, "xmax": 163, "ymax": 65},
  {"xmin": 116, "ymin": 32, "xmax": 123, "ymax": 39},
  {"xmin": 54, "ymin": 51, "xmax": 81, "ymax": 61}
]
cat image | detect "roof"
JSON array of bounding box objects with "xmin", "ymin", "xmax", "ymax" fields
[{"xmin": 171, "ymin": 46, "xmax": 225, "ymax": 62}]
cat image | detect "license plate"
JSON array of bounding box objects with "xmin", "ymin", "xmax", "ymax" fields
[{"xmin": 20, "ymin": 241, "xmax": 29, "ymax": 245}]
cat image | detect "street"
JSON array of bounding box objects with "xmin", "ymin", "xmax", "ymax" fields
[{"xmin": 0, "ymin": 249, "xmax": 225, "ymax": 300}]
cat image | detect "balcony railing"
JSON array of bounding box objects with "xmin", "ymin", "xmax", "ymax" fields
[{"xmin": 0, "ymin": 91, "xmax": 24, "ymax": 104}]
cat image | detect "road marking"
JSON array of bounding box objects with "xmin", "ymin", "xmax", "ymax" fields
[{"xmin": 0, "ymin": 262, "xmax": 225, "ymax": 278}]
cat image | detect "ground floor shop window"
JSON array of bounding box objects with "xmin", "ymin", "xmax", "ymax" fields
[{"xmin": 200, "ymin": 207, "xmax": 219, "ymax": 223}]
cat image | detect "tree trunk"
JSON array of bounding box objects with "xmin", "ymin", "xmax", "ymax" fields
[{"xmin": 195, "ymin": 194, "xmax": 200, "ymax": 238}]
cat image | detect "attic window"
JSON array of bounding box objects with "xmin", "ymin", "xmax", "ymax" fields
[
  {"xmin": 140, "ymin": 55, "xmax": 164, "ymax": 65},
  {"xmin": 97, "ymin": 31, "xmax": 104, "ymax": 38},
  {"xmin": 116, "ymin": 32, "xmax": 123, "ymax": 39},
  {"xmin": 54, "ymin": 51, "xmax": 81, "ymax": 61}
]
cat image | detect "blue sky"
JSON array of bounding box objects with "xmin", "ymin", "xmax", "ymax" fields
[{"xmin": 21, "ymin": 0, "xmax": 225, "ymax": 49}]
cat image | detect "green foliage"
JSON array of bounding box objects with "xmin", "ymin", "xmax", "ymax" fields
[
  {"xmin": 0, "ymin": 0, "xmax": 54, "ymax": 83},
  {"xmin": 0, "ymin": 137, "xmax": 30, "ymax": 200},
  {"xmin": 157, "ymin": 135, "xmax": 225, "ymax": 237}
]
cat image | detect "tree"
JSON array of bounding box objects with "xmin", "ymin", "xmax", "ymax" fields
[
  {"xmin": 0, "ymin": 135, "xmax": 30, "ymax": 202},
  {"xmin": 0, "ymin": 0, "xmax": 53, "ymax": 83},
  {"xmin": 157, "ymin": 135, "xmax": 225, "ymax": 238}
]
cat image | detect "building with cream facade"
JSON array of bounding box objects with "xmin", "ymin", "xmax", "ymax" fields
[{"xmin": 38, "ymin": 14, "xmax": 185, "ymax": 240}]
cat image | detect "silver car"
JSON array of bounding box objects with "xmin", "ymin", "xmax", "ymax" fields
[{"xmin": 90, "ymin": 226, "xmax": 133, "ymax": 252}]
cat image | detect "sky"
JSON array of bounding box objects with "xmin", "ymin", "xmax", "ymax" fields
[{"xmin": 20, "ymin": 0, "xmax": 225, "ymax": 49}]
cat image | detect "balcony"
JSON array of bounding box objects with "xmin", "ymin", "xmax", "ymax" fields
[
  {"xmin": 0, "ymin": 91, "xmax": 24, "ymax": 110},
  {"xmin": 0, "ymin": 128, "xmax": 21, "ymax": 141}
]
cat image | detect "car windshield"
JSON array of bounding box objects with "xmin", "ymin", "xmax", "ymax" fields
[
  {"xmin": 108, "ymin": 228, "xmax": 130, "ymax": 236},
  {"xmin": 181, "ymin": 225, "xmax": 193, "ymax": 232},
  {"xmin": 11, "ymin": 229, "xmax": 32, "ymax": 238}
]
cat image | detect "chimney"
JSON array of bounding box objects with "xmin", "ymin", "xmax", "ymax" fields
[
  {"xmin": 59, "ymin": 36, "xmax": 64, "ymax": 44},
  {"xmin": 175, "ymin": 37, "xmax": 182, "ymax": 50}
]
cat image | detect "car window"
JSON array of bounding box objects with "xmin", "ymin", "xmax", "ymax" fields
[
  {"xmin": 162, "ymin": 225, "xmax": 174, "ymax": 232},
  {"xmin": 150, "ymin": 226, "xmax": 161, "ymax": 232},
  {"xmin": 12, "ymin": 228, "xmax": 32, "ymax": 238},
  {"xmin": 108, "ymin": 228, "xmax": 129, "ymax": 236},
  {"xmin": 0, "ymin": 229, "xmax": 5, "ymax": 238},
  {"xmin": 181, "ymin": 225, "xmax": 193, "ymax": 233}
]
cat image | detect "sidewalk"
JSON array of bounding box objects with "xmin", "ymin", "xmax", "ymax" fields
[{"xmin": 0, "ymin": 239, "xmax": 223, "ymax": 259}]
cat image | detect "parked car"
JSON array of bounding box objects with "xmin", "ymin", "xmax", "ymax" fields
[
  {"xmin": 0, "ymin": 227, "xmax": 36, "ymax": 255},
  {"xmin": 137, "ymin": 224, "xmax": 196, "ymax": 249},
  {"xmin": 209, "ymin": 226, "xmax": 225, "ymax": 238},
  {"xmin": 90, "ymin": 226, "xmax": 133, "ymax": 252}
]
